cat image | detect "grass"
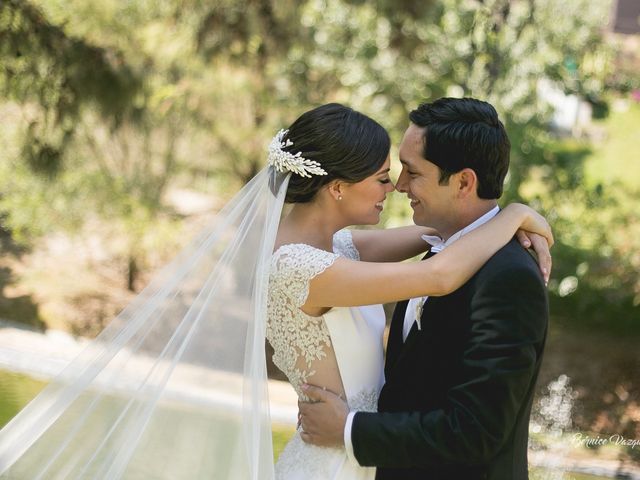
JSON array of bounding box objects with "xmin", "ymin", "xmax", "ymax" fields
[
  {"xmin": 0, "ymin": 371, "xmax": 623, "ymax": 478},
  {"xmin": 0, "ymin": 370, "xmax": 46, "ymax": 428},
  {"xmin": 584, "ymin": 99, "xmax": 640, "ymax": 189},
  {"xmin": 529, "ymin": 468, "xmax": 611, "ymax": 479},
  {"xmin": 0, "ymin": 369, "xmax": 298, "ymax": 464},
  {"xmin": 272, "ymin": 422, "xmax": 296, "ymax": 461}
]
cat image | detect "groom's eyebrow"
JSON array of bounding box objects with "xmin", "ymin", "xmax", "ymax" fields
[{"xmin": 400, "ymin": 159, "xmax": 418, "ymax": 171}]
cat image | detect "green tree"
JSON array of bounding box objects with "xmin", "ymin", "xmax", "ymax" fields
[
  {"xmin": 2, "ymin": 0, "xmax": 636, "ymax": 329},
  {"xmin": 1, "ymin": 0, "xmax": 187, "ymax": 290},
  {"xmin": 0, "ymin": 0, "xmax": 141, "ymax": 175}
]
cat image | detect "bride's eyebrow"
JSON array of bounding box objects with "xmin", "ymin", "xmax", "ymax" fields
[{"xmin": 376, "ymin": 168, "xmax": 391, "ymax": 175}]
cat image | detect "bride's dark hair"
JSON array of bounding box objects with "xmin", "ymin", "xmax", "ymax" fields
[{"xmin": 281, "ymin": 103, "xmax": 390, "ymax": 203}]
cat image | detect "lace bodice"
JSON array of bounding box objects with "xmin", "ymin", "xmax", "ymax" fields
[
  {"xmin": 331, "ymin": 228, "xmax": 360, "ymax": 262},
  {"xmin": 267, "ymin": 230, "xmax": 359, "ymax": 400},
  {"xmin": 268, "ymin": 229, "xmax": 384, "ymax": 479}
]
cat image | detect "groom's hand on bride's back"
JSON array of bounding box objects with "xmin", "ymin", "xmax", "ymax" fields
[{"xmin": 298, "ymin": 384, "xmax": 348, "ymax": 447}]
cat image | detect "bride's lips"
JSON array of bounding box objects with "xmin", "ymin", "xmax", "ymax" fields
[{"xmin": 375, "ymin": 200, "xmax": 385, "ymax": 211}]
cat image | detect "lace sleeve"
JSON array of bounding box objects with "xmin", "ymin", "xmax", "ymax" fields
[
  {"xmin": 270, "ymin": 244, "xmax": 340, "ymax": 308},
  {"xmin": 332, "ymin": 229, "xmax": 360, "ymax": 261}
]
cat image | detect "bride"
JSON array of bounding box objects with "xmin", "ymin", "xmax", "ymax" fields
[
  {"xmin": 0, "ymin": 103, "xmax": 551, "ymax": 480},
  {"xmin": 266, "ymin": 103, "xmax": 551, "ymax": 479}
]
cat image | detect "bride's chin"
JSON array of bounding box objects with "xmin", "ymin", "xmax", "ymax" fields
[
  {"xmin": 366, "ymin": 214, "xmax": 383, "ymax": 226},
  {"xmin": 352, "ymin": 211, "xmax": 382, "ymax": 226}
]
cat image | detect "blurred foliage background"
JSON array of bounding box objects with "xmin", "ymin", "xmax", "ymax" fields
[{"xmin": 1, "ymin": 0, "xmax": 639, "ymax": 466}]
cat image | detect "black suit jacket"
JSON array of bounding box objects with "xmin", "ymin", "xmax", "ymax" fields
[{"xmin": 351, "ymin": 238, "xmax": 549, "ymax": 480}]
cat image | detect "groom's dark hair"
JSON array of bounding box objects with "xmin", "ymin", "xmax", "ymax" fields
[{"xmin": 409, "ymin": 97, "xmax": 510, "ymax": 199}]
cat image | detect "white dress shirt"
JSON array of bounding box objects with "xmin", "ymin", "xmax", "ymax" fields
[{"xmin": 343, "ymin": 206, "xmax": 500, "ymax": 465}]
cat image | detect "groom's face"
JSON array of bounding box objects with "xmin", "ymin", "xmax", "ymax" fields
[{"xmin": 396, "ymin": 124, "xmax": 458, "ymax": 235}]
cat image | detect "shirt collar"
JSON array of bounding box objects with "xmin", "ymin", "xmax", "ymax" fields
[{"xmin": 421, "ymin": 206, "xmax": 500, "ymax": 253}]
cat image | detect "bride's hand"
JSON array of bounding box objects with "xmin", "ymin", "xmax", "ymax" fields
[
  {"xmin": 504, "ymin": 204, "xmax": 553, "ymax": 284},
  {"xmin": 516, "ymin": 231, "xmax": 552, "ymax": 284},
  {"xmin": 503, "ymin": 203, "xmax": 554, "ymax": 247}
]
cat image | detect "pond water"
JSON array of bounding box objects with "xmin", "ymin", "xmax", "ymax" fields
[{"xmin": 0, "ymin": 369, "xmax": 616, "ymax": 479}]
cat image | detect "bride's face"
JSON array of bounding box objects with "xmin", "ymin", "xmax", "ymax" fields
[{"xmin": 340, "ymin": 155, "xmax": 394, "ymax": 225}]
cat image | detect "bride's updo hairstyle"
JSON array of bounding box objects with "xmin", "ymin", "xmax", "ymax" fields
[{"xmin": 281, "ymin": 103, "xmax": 390, "ymax": 203}]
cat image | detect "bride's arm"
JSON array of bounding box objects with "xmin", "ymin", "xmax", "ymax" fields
[
  {"xmin": 304, "ymin": 204, "xmax": 552, "ymax": 310},
  {"xmin": 350, "ymin": 226, "xmax": 436, "ymax": 262},
  {"xmin": 351, "ymin": 221, "xmax": 551, "ymax": 271}
]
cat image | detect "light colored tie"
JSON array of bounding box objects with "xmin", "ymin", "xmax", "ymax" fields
[
  {"xmin": 421, "ymin": 234, "xmax": 446, "ymax": 253},
  {"xmin": 414, "ymin": 297, "xmax": 426, "ymax": 331},
  {"xmin": 412, "ymin": 244, "xmax": 439, "ymax": 332}
]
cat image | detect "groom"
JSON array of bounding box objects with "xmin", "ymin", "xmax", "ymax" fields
[{"xmin": 299, "ymin": 97, "xmax": 549, "ymax": 479}]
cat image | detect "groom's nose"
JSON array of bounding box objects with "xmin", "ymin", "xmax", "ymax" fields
[{"xmin": 395, "ymin": 170, "xmax": 408, "ymax": 193}]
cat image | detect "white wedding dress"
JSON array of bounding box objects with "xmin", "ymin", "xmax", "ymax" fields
[{"xmin": 267, "ymin": 229, "xmax": 385, "ymax": 480}]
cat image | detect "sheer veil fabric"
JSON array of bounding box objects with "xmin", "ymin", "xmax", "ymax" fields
[{"xmin": 0, "ymin": 167, "xmax": 290, "ymax": 479}]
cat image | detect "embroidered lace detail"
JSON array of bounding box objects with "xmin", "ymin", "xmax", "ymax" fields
[
  {"xmin": 268, "ymin": 229, "xmax": 377, "ymax": 479},
  {"xmin": 266, "ymin": 230, "xmax": 359, "ymax": 399},
  {"xmin": 347, "ymin": 387, "xmax": 378, "ymax": 412},
  {"xmin": 275, "ymin": 434, "xmax": 340, "ymax": 479},
  {"xmin": 332, "ymin": 229, "xmax": 359, "ymax": 260},
  {"xmin": 274, "ymin": 387, "xmax": 379, "ymax": 479},
  {"xmin": 267, "ymin": 244, "xmax": 338, "ymax": 398}
]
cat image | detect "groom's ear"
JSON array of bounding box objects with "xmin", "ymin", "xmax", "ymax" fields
[{"xmin": 455, "ymin": 168, "xmax": 478, "ymax": 198}]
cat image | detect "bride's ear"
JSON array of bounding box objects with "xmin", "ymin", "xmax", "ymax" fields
[{"xmin": 327, "ymin": 180, "xmax": 345, "ymax": 201}]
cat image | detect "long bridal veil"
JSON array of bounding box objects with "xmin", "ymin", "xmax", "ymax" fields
[{"xmin": 0, "ymin": 167, "xmax": 290, "ymax": 479}]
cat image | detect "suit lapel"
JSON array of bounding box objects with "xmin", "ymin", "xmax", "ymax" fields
[
  {"xmin": 386, "ymin": 299, "xmax": 430, "ymax": 378},
  {"xmin": 385, "ymin": 250, "xmax": 436, "ymax": 378},
  {"xmin": 385, "ymin": 299, "xmax": 408, "ymax": 377}
]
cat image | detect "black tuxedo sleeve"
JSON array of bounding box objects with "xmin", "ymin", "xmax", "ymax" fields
[{"xmin": 351, "ymin": 264, "xmax": 548, "ymax": 467}]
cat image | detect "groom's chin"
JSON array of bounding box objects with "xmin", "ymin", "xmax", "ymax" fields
[
  {"xmin": 412, "ymin": 213, "xmax": 427, "ymax": 227},
  {"xmin": 412, "ymin": 216, "xmax": 437, "ymax": 231}
]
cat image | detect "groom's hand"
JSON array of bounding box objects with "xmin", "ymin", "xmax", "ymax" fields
[{"xmin": 298, "ymin": 384, "xmax": 348, "ymax": 448}]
